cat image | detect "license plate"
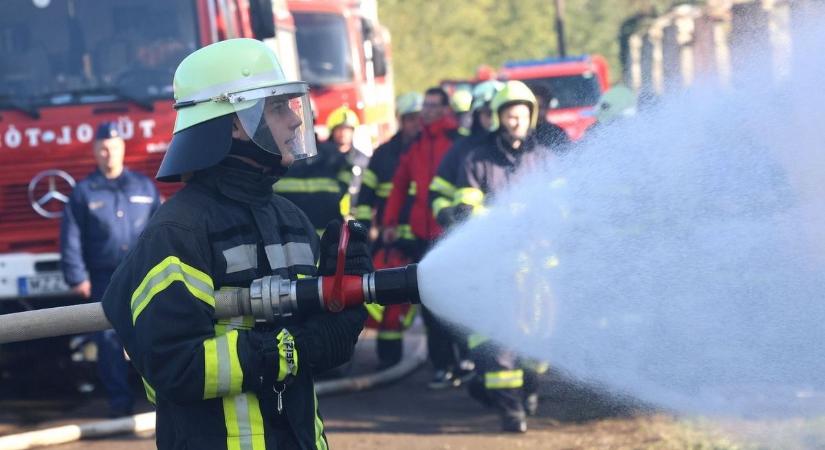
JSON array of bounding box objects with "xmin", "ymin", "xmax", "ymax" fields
[{"xmin": 18, "ymin": 272, "xmax": 70, "ymax": 297}]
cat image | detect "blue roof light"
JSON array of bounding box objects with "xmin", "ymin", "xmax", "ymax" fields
[{"xmin": 502, "ymin": 56, "xmax": 589, "ymax": 69}]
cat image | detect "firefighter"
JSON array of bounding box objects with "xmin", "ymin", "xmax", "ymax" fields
[
  {"xmin": 354, "ymin": 92, "xmax": 423, "ymax": 368},
  {"xmin": 381, "ymin": 86, "xmax": 464, "ymax": 389},
  {"xmin": 430, "ymin": 80, "xmax": 503, "ymax": 229},
  {"xmin": 60, "ymin": 121, "xmax": 161, "ymax": 417},
  {"xmin": 450, "ymin": 88, "xmax": 474, "ymax": 137},
  {"xmin": 101, "ymin": 38, "xmax": 370, "ymax": 449},
  {"xmin": 274, "ymin": 105, "xmax": 368, "ymax": 235},
  {"xmin": 450, "ymin": 81, "xmax": 551, "ymax": 433}
]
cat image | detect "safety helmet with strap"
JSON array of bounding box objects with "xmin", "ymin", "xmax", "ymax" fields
[
  {"xmin": 157, "ymin": 38, "xmax": 317, "ymax": 182},
  {"xmin": 325, "ymin": 106, "xmax": 360, "ymax": 131},
  {"xmin": 395, "ymin": 92, "xmax": 423, "ymax": 117},
  {"xmin": 488, "ymin": 80, "xmax": 538, "ymax": 132},
  {"xmin": 470, "ymin": 80, "xmax": 505, "ymax": 112}
]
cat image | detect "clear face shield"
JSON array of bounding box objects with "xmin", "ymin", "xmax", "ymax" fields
[{"xmin": 228, "ymin": 82, "xmax": 317, "ymax": 161}]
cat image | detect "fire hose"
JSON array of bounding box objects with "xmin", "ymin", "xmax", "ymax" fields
[{"xmin": 0, "ymin": 222, "xmax": 422, "ymax": 344}]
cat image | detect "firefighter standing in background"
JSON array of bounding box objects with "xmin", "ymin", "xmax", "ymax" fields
[
  {"xmin": 274, "ymin": 105, "xmax": 369, "ymax": 235},
  {"xmin": 101, "ymin": 39, "xmax": 370, "ymax": 449},
  {"xmin": 381, "ymin": 87, "xmax": 464, "ymax": 389},
  {"xmin": 354, "ymin": 92, "xmax": 423, "ymax": 368},
  {"xmin": 60, "ymin": 122, "xmax": 161, "ymax": 418},
  {"xmin": 449, "ymin": 81, "xmax": 551, "ymax": 433},
  {"xmin": 450, "ymin": 88, "xmax": 474, "ymax": 137},
  {"xmin": 430, "ymin": 80, "xmax": 503, "ymax": 229}
]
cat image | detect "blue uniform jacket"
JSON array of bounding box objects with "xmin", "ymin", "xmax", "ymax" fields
[{"xmin": 60, "ymin": 168, "xmax": 160, "ymax": 289}]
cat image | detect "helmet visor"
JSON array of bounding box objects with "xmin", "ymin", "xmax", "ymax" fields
[{"xmin": 230, "ymin": 82, "xmax": 317, "ymax": 160}]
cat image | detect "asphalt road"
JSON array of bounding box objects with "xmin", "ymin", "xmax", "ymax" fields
[{"xmin": 3, "ymin": 328, "xmax": 823, "ymax": 449}]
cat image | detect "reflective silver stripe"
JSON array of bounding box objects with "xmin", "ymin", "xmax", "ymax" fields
[
  {"xmin": 264, "ymin": 242, "xmax": 314, "ymax": 270},
  {"xmin": 129, "ymin": 195, "xmax": 154, "ymax": 204},
  {"xmin": 216, "ymin": 334, "xmax": 232, "ymax": 396},
  {"xmin": 131, "ymin": 263, "xmax": 213, "ymax": 319},
  {"xmin": 234, "ymin": 394, "xmax": 254, "ymax": 450},
  {"xmin": 223, "ymin": 244, "xmax": 258, "ymax": 274}
]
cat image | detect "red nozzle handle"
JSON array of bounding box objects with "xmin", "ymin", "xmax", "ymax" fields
[{"xmin": 328, "ymin": 221, "xmax": 350, "ymax": 312}]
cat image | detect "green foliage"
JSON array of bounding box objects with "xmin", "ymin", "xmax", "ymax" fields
[{"xmin": 378, "ymin": 0, "xmax": 679, "ymax": 93}]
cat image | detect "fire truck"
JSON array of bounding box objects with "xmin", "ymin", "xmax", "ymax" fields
[
  {"xmin": 288, "ymin": 0, "xmax": 395, "ymax": 151},
  {"xmin": 0, "ymin": 0, "xmax": 392, "ymax": 381},
  {"xmin": 499, "ymin": 55, "xmax": 610, "ymax": 141}
]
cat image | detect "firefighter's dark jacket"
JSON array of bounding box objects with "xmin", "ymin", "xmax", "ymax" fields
[
  {"xmin": 355, "ymin": 131, "xmax": 415, "ymax": 228},
  {"xmin": 102, "ymin": 162, "xmax": 366, "ymax": 450},
  {"xmin": 61, "ymin": 168, "xmax": 160, "ymax": 287},
  {"xmin": 454, "ymin": 132, "xmax": 547, "ymax": 207},
  {"xmin": 274, "ymin": 141, "xmax": 367, "ymax": 233}
]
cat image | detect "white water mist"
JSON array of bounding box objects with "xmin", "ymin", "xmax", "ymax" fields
[{"xmin": 418, "ymin": 16, "xmax": 825, "ymax": 417}]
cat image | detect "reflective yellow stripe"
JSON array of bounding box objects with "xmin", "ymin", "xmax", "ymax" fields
[
  {"xmin": 354, "ymin": 204, "xmax": 372, "ymax": 221},
  {"xmin": 468, "ymin": 333, "xmax": 489, "ymax": 349},
  {"xmin": 204, "ymin": 330, "xmax": 243, "ymax": 399},
  {"xmin": 402, "ymin": 305, "xmax": 418, "ymax": 329},
  {"xmin": 484, "ymin": 370, "xmax": 524, "ymax": 389},
  {"xmin": 377, "ymin": 182, "xmax": 393, "ymax": 198},
  {"xmin": 276, "ymin": 329, "xmax": 298, "ymax": 382},
  {"xmin": 224, "ymin": 393, "xmax": 266, "ymax": 450},
  {"xmin": 431, "ymin": 197, "xmax": 451, "ymax": 217},
  {"xmin": 453, "ymin": 187, "xmax": 485, "ymax": 207},
  {"xmin": 365, "ymin": 303, "xmax": 384, "ymax": 322},
  {"xmin": 408, "ymin": 181, "xmax": 417, "ymax": 196},
  {"xmin": 142, "ymin": 377, "xmax": 156, "ymax": 404},
  {"xmin": 337, "ymin": 169, "xmax": 352, "ymax": 185},
  {"xmin": 429, "ymin": 176, "xmax": 456, "ymax": 198},
  {"xmin": 396, "ymin": 224, "xmax": 415, "ymax": 240},
  {"xmin": 131, "ymin": 256, "xmax": 214, "ymax": 324},
  {"xmin": 274, "ymin": 178, "xmax": 342, "ymax": 194},
  {"xmin": 377, "ymin": 331, "xmax": 403, "ymax": 340},
  {"xmin": 523, "ymin": 360, "xmax": 550, "ymax": 374},
  {"xmin": 340, "ymin": 193, "xmax": 351, "ymax": 217},
  {"xmin": 313, "ymin": 389, "xmax": 329, "ymax": 450},
  {"xmin": 362, "ymin": 169, "xmax": 378, "ymax": 189}
]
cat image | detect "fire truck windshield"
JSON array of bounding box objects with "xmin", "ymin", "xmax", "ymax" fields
[
  {"xmin": 0, "ymin": 0, "xmax": 198, "ymax": 107},
  {"xmin": 293, "ymin": 12, "xmax": 353, "ymax": 86},
  {"xmin": 522, "ymin": 74, "xmax": 602, "ymax": 110}
]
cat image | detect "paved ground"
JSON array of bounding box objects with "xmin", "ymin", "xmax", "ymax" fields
[{"xmin": 2, "ymin": 328, "xmax": 824, "ymax": 449}]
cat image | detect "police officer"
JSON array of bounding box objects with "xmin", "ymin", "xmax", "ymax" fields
[
  {"xmin": 354, "ymin": 92, "xmax": 423, "ymax": 368},
  {"xmin": 450, "ymin": 81, "xmax": 551, "ymax": 433},
  {"xmin": 60, "ymin": 121, "xmax": 161, "ymax": 417},
  {"xmin": 274, "ymin": 105, "xmax": 368, "ymax": 235},
  {"xmin": 101, "ymin": 39, "xmax": 370, "ymax": 449}
]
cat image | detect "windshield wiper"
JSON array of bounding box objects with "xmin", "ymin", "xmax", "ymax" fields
[
  {"xmin": 68, "ymin": 87, "xmax": 155, "ymax": 112},
  {"xmin": 0, "ymin": 96, "xmax": 40, "ymax": 119}
]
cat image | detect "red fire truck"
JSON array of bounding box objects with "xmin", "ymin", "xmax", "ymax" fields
[
  {"xmin": 288, "ymin": 0, "xmax": 395, "ymax": 150},
  {"xmin": 499, "ymin": 55, "xmax": 610, "ymax": 141},
  {"xmin": 0, "ymin": 0, "xmax": 302, "ymax": 380}
]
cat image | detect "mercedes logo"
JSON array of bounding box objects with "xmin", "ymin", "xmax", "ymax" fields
[{"xmin": 28, "ymin": 170, "xmax": 76, "ymax": 219}]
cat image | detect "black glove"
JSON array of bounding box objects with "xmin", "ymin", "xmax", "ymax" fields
[
  {"xmin": 318, "ymin": 219, "xmax": 374, "ymax": 276},
  {"xmin": 435, "ymin": 204, "xmax": 473, "ymax": 229}
]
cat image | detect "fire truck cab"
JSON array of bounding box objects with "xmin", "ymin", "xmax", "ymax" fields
[
  {"xmin": 288, "ymin": 0, "xmax": 395, "ymax": 151},
  {"xmin": 499, "ymin": 55, "xmax": 610, "ymax": 141}
]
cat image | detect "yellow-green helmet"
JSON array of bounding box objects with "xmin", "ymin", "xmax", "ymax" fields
[
  {"xmin": 325, "ymin": 105, "xmax": 360, "ymax": 131},
  {"xmin": 395, "ymin": 92, "xmax": 423, "ymax": 116},
  {"xmin": 595, "ymin": 85, "xmax": 637, "ymax": 124},
  {"xmin": 158, "ymin": 38, "xmax": 316, "ymax": 182},
  {"xmin": 470, "ymin": 80, "xmax": 505, "ymax": 112},
  {"xmin": 450, "ymin": 89, "xmax": 473, "ymax": 114},
  {"xmin": 488, "ymin": 80, "xmax": 539, "ymax": 132}
]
